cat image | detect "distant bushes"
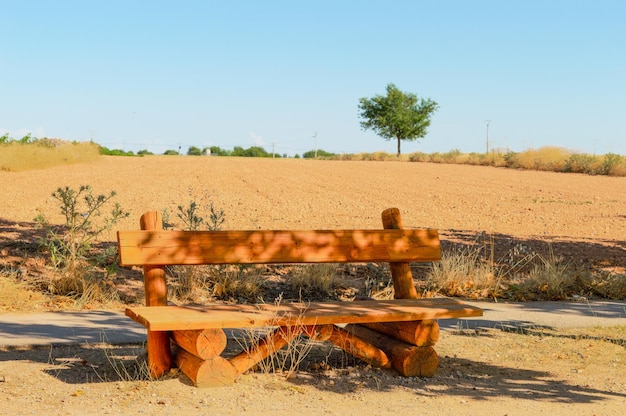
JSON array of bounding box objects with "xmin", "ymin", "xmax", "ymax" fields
[
  {"xmin": 99, "ymin": 146, "xmax": 136, "ymax": 156},
  {"xmin": 3, "ymin": 132, "xmax": 624, "ymax": 177},
  {"xmin": 301, "ymin": 149, "xmax": 337, "ymax": 158},
  {"xmin": 405, "ymin": 146, "xmax": 626, "ymax": 177},
  {"xmin": 207, "ymin": 145, "xmax": 279, "ymax": 157}
]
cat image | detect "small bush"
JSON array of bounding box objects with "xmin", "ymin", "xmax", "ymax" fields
[
  {"xmin": 516, "ymin": 250, "xmax": 574, "ymax": 300},
  {"xmin": 408, "ymin": 152, "xmax": 429, "ymax": 162},
  {"xmin": 587, "ymin": 270, "xmax": 626, "ymax": 299},
  {"xmin": 465, "ymin": 152, "xmax": 486, "ymax": 165},
  {"xmin": 163, "ymin": 191, "xmax": 227, "ymax": 301},
  {"xmin": 600, "ymin": 153, "xmax": 623, "ymax": 176},
  {"xmin": 564, "ymin": 153, "xmax": 600, "ymax": 174},
  {"xmin": 509, "ymin": 147, "xmax": 571, "ymax": 171},
  {"xmin": 35, "ymin": 185, "xmax": 129, "ymax": 303},
  {"xmin": 426, "ymin": 244, "xmax": 504, "ymax": 299}
]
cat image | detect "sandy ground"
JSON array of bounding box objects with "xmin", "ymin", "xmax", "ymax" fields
[
  {"xmin": 1, "ymin": 156, "xmax": 625, "ymax": 415},
  {"xmin": 1, "ymin": 156, "xmax": 624, "ymax": 238}
]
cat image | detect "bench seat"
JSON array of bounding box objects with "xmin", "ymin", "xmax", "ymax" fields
[{"xmin": 126, "ymin": 298, "xmax": 483, "ymax": 331}]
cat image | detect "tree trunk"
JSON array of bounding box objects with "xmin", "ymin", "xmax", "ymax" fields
[{"xmin": 397, "ymin": 136, "xmax": 401, "ymax": 157}]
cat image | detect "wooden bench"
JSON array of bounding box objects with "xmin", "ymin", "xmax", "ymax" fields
[{"xmin": 117, "ymin": 208, "xmax": 482, "ymax": 387}]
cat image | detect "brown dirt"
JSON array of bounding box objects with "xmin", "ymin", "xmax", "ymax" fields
[{"xmin": 1, "ymin": 156, "xmax": 625, "ymax": 414}]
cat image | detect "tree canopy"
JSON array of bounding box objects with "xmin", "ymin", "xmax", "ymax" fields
[{"xmin": 358, "ymin": 83, "xmax": 438, "ymax": 156}]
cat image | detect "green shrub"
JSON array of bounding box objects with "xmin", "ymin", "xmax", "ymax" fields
[
  {"xmin": 99, "ymin": 146, "xmax": 135, "ymax": 156},
  {"xmin": 600, "ymin": 153, "xmax": 623, "ymax": 175},
  {"xmin": 187, "ymin": 146, "xmax": 203, "ymax": 156},
  {"xmin": 564, "ymin": 153, "xmax": 599, "ymax": 174},
  {"xmin": 302, "ymin": 149, "xmax": 336, "ymax": 158},
  {"xmin": 35, "ymin": 185, "xmax": 129, "ymax": 302}
]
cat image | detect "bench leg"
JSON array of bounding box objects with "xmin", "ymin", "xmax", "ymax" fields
[{"xmin": 146, "ymin": 330, "xmax": 173, "ymax": 379}]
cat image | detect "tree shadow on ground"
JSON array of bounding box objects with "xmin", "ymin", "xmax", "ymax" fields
[
  {"xmin": 439, "ymin": 228, "xmax": 625, "ymax": 271},
  {"xmin": 3, "ymin": 335, "xmax": 625, "ymax": 406},
  {"xmin": 286, "ymin": 341, "xmax": 626, "ymax": 405},
  {"xmin": 2, "ymin": 312, "xmax": 625, "ymax": 406}
]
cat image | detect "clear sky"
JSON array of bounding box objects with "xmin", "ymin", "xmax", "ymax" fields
[{"xmin": 1, "ymin": 1, "xmax": 624, "ymax": 156}]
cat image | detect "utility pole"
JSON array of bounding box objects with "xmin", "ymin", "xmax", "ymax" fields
[
  {"xmin": 313, "ymin": 131, "xmax": 318, "ymax": 158},
  {"xmin": 485, "ymin": 120, "xmax": 491, "ymax": 154}
]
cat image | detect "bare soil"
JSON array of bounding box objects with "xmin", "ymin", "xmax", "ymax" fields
[{"xmin": 1, "ymin": 156, "xmax": 625, "ymax": 415}]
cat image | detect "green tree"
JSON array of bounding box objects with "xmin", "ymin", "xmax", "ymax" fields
[
  {"xmin": 302, "ymin": 149, "xmax": 335, "ymax": 158},
  {"xmin": 187, "ymin": 146, "xmax": 203, "ymax": 156},
  {"xmin": 209, "ymin": 146, "xmax": 230, "ymax": 156},
  {"xmin": 358, "ymin": 83, "xmax": 438, "ymax": 157}
]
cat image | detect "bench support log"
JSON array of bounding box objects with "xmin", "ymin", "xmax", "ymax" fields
[
  {"xmin": 345, "ymin": 324, "xmax": 438, "ymax": 377},
  {"xmin": 176, "ymin": 348, "xmax": 238, "ymax": 387},
  {"xmin": 324, "ymin": 325, "xmax": 392, "ymax": 369},
  {"xmin": 172, "ymin": 328, "xmax": 227, "ymax": 360},
  {"xmin": 361, "ymin": 319, "xmax": 439, "ymax": 347}
]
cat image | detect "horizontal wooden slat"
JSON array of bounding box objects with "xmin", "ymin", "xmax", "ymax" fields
[
  {"xmin": 117, "ymin": 229, "xmax": 441, "ymax": 266},
  {"xmin": 125, "ymin": 298, "xmax": 482, "ymax": 331}
]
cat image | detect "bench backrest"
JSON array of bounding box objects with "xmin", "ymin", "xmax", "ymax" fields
[{"xmin": 117, "ymin": 229, "xmax": 441, "ymax": 266}]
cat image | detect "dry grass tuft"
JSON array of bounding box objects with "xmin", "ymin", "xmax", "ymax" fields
[
  {"xmin": 0, "ymin": 269, "xmax": 49, "ymax": 311},
  {"xmin": 426, "ymin": 244, "xmax": 504, "ymax": 299},
  {"xmin": 168, "ymin": 265, "xmax": 266, "ymax": 303},
  {"xmin": 424, "ymin": 239, "xmax": 609, "ymax": 301},
  {"xmin": 290, "ymin": 264, "xmax": 338, "ymax": 298},
  {"xmin": 39, "ymin": 271, "xmax": 121, "ymax": 309},
  {"xmin": 510, "ymin": 146, "xmax": 572, "ymax": 171}
]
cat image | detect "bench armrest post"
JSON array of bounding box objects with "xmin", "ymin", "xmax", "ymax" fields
[{"xmin": 382, "ymin": 208, "xmax": 419, "ymax": 299}]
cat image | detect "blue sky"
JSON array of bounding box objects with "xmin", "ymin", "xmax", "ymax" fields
[{"xmin": 1, "ymin": 1, "xmax": 624, "ymax": 156}]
